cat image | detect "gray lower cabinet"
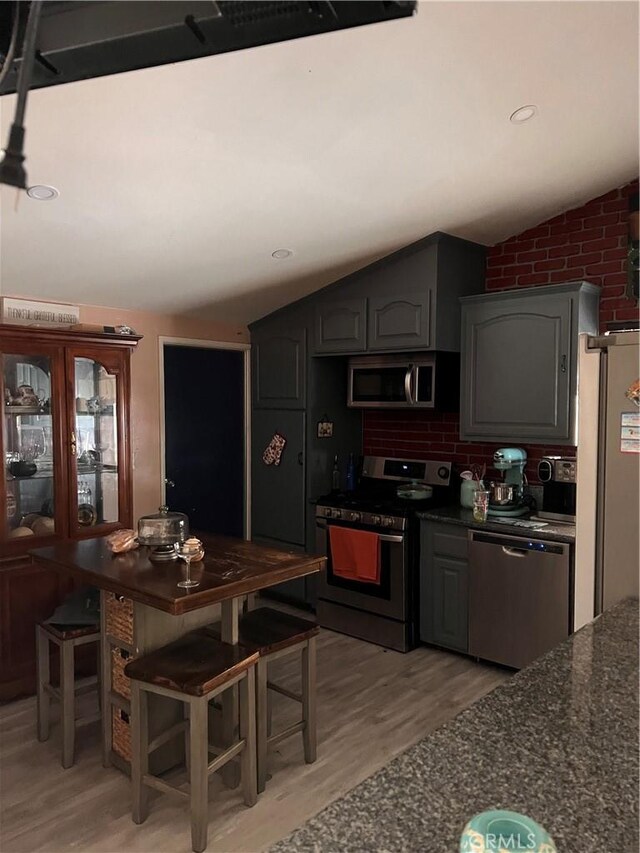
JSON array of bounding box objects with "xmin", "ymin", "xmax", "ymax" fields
[
  {"xmin": 315, "ymin": 298, "xmax": 367, "ymax": 353},
  {"xmin": 253, "ymin": 324, "xmax": 306, "ymax": 409},
  {"xmin": 420, "ymin": 521, "xmax": 469, "ymax": 652},
  {"xmin": 368, "ymin": 291, "xmax": 432, "ymax": 351},
  {"xmin": 251, "ymin": 409, "xmax": 306, "ymax": 546},
  {"xmin": 460, "ymin": 282, "xmax": 600, "ymax": 444}
]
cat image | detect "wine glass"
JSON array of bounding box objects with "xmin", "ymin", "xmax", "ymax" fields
[{"xmin": 174, "ymin": 542, "xmax": 200, "ymax": 589}]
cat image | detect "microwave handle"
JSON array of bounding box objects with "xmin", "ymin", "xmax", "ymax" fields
[{"xmin": 404, "ymin": 364, "xmax": 415, "ymax": 405}]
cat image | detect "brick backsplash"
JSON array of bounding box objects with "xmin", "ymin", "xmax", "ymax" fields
[
  {"xmin": 362, "ymin": 409, "xmax": 571, "ymax": 484},
  {"xmin": 362, "ymin": 178, "xmax": 639, "ymax": 471}
]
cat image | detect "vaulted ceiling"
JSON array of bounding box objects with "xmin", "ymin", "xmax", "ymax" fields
[{"xmin": 1, "ymin": 1, "xmax": 638, "ymax": 323}]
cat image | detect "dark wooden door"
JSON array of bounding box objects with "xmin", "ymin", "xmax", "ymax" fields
[
  {"xmin": 164, "ymin": 345, "xmax": 245, "ymax": 539},
  {"xmin": 420, "ymin": 522, "xmax": 469, "ymax": 652},
  {"xmin": 251, "ymin": 409, "xmax": 306, "ymax": 546},
  {"xmin": 460, "ymin": 293, "xmax": 572, "ymax": 442},
  {"xmin": 368, "ymin": 291, "xmax": 432, "ymax": 351},
  {"xmin": 252, "ymin": 325, "xmax": 306, "ymax": 409},
  {"xmin": 314, "ymin": 298, "xmax": 367, "ymax": 354}
]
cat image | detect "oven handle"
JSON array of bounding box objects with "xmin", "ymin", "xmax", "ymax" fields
[{"xmin": 316, "ymin": 520, "xmax": 404, "ymax": 544}]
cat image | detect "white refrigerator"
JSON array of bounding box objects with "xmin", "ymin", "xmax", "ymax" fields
[{"xmin": 575, "ymin": 331, "xmax": 639, "ymax": 629}]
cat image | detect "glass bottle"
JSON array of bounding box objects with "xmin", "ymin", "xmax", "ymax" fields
[
  {"xmin": 346, "ymin": 453, "xmax": 356, "ymax": 492},
  {"xmin": 331, "ymin": 455, "xmax": 341, "ymax": 492}
]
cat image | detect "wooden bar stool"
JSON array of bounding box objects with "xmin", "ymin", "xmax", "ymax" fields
[
  {"xmin": 124, "ymin": 629, "xmax": 258, "ymax": 853},
  {"xmin": 209, "ymin": 607, "xmax": 319, "ymax": 793},
  {"xmin": 35, "ymin": 622, "xmax": 101, "ymax": 769}
]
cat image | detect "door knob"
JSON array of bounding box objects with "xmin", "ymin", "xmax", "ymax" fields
[{"xmin": 165, "ymin": 478, "xmax": 175, "ymax": 488}]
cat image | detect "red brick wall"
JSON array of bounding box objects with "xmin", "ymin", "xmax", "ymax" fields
[
  {"xmin": 362, "ymin": 179, "xmax": 639, "ymax": 481},
  {"xmin": 485, "ymin": 179, "xmax": 639, "ymax": 327}
]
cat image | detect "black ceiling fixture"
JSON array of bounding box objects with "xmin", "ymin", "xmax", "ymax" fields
[
  {"xmin": 0, "ymin": 1, "xmax": 42, "ymax": 189},
  {"xmin": 0, "ymin": 0, "xmax": 416, "ymax": 192},
  {"xmin": 0, "ymin": 1, "xmax": 417, "ymax": 96}
]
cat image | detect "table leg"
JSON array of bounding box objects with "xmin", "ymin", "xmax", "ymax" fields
[
  {"xmin": 99, "ymin": 591, "xmax": 112, "ymax": 768},
  {"xmin": 220, "ymin": 597, "xmax": 240, "ymax": 787}
]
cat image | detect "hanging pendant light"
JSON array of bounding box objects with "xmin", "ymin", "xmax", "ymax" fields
[{"xmin": 0, "ymin": 1, "xmax": 43, "ymax": 190}]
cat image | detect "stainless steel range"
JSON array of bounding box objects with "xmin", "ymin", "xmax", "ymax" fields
[{"xmin": 315, "ymin": 456, "xmax": 452, "ymax": 652}]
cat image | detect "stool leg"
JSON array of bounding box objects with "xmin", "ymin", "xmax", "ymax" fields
[
  {"xmin": 189, "ymin": 696, "xmax": 209, "ymax": 853},
  {"xmin": 131, "ymin": 681, "xmax": 149, "ymax": 825},
  {"xmin": 36, "ymin": 626, "xmax": 50, "ymax": 742},
  {"xmin": 60, "ymin": 640, "xmax": 76, "ymax": 769},
  {"xmin": 302, "ymin": 637, "xmax": 317, "ymax": 764},
  {"xmin": 256, "ymin": 658, "xmax": 268, "ymax": 794},
  {"xmin": 239, "ymin": 668, "xmax": 257, "ymax": 807}
]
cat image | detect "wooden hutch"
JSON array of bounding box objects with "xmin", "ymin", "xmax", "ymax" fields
[{"xmin": 0, "ymin": 324, "xmax": 141, "ymax": 701}]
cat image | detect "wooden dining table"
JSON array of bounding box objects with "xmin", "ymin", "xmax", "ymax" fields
[{"xmin": 30, "ymin": 533, "xmax": 325, "ymax": 779}]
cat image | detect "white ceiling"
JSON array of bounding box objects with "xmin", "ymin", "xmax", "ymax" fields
[{"xmin": 0, "ymin": 1, "xmax": 638, "ymax": 324}]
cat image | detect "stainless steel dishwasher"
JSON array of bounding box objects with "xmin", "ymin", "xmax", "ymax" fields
[{"xmin": 468, "ymin": 530, "xmax": 571, "ymax": 669}]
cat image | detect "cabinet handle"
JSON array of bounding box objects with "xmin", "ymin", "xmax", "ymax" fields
[
  {"xmin": 297, "ymin": 452, "xmax": 304, "ymax": 466},
  {"xmin": 560, "ymin": 354, "xmax": 567, "ymax": 373},
  {"xmin": 70, "ymin": 431, "xmax": 77, "ymax": 456}
]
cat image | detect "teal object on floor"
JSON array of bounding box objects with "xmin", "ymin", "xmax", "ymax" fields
[{"xmin": 460, "ymin": 810, "xmax": 557, "ymax": 852}]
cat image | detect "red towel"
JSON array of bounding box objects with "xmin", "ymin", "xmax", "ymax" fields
[{"xmin": 329, "ymin": 526, "xmax": 380, "ymax": 584}]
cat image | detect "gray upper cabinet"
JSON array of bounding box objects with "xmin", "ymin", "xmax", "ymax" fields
[
  {"xmin": 309, "ymin": 233, "xmax": 486, "ymax": 356},
  {"xmin": 460, "ymin": 282, "xmax": 600, "ymax": 444},
  {"xmin": 315, "ymin": 298, "xmax": 367, "ymax": 354},
  {"xmin": 253, "ymin": 324, "xmax": 306, "ymax": 409},
  {"xmin": 368, "ymin": 291, "xmax": 431, "ymax": 351}
]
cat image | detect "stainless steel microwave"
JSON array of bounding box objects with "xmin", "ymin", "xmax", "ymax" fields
[{"xmin": 348, "ymin": 355, "xmax": 438, "ymax": 408}]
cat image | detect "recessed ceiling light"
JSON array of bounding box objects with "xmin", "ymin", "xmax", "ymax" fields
[
  {"xmin": 509, "ymin": 105, "xmax": 538, "ymax": 124},
  {"xmin": 26, "ymin": 184, "xmax": 59, "ymax": 200},
  {"xmin": 272, "ymin": 248, "xmax": 293, "ymax": 259}
]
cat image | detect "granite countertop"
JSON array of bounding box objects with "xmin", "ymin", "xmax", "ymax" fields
[
  {"xmin": 273, "ymin": 598, "xmax": 639, "ymax": 853},
  {"xmin": 418, "ymin": 505, "xmax": 576, "ymax": 543}
]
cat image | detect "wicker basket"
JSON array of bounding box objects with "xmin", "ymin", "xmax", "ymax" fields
[
  {"xmin": 111, "ymin": 647, "xmax": 133, "ymax": 700},
  {"xmin": 105, "ymin": 592, "xmax": 134, "ymax": 646},
  {"xmin": 112, "ymin": 707, "xmax": 131, "ymax": 762}
]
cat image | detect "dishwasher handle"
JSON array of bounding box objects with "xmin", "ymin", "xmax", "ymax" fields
[
  {"xmin": 502, "ymin": 545, "xmax": 528, "ymax": 558},
  {"xmin": 469, "ymin": 529, "xmax": 569, "ymax": 556}
]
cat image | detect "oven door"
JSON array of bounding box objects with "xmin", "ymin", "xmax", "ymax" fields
[{"xmin": 316, "ymin": 518, "xmax": 408, "ymax": 621}]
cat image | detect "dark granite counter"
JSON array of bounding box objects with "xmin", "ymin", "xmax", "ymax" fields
[
  {"xmin": 418, "ymin": 505, "xmax": 576, "ymax": 543},
  {"xmin": 273, "ymin": 598, "xmax": 639, "ymax": 853}
]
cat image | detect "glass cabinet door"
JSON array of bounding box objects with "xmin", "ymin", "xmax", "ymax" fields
[
  {"xmin": 2, "ymin": 351, "xmax": 60, "ymax": 543},
  {"xmin": 68, "ymin": 350, "xmax": 126, "ymax": 533}
]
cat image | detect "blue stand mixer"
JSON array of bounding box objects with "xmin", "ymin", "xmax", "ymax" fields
[{"xmin": 488, "ymin": 448, "xmax": 529, "ymax": 517}]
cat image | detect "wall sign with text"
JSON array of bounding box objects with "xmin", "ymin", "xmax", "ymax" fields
[{"xmin": 1, "ymin": 297, "xmax": 80, "ymax": 326}]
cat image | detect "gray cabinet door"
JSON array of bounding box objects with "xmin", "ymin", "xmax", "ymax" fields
[
  {"xmin": 420, "ymin": 522, "xmax": 468, "ymax": 652},
  {"xmin": 368, "ymin": 291, "xmax": 432, "ymax": 351},
  {"xmin": 252, "ymin": 409, "xmax": 306, "ymax": 546},
  {"xmin": 253, "ymin": 326, "xmax": 306, "ymax": 409},
  {"xmin": 314, "ymin": 298, "xmax": 367, "ymax": 354},
  {"xmin": 460, "ymin": 293, "xmax": 572, "ymax": 442}
]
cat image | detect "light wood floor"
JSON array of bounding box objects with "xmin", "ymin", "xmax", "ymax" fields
[{"xmin": 0, "ymin": 627, "xmax": 508, "ymax": 853}]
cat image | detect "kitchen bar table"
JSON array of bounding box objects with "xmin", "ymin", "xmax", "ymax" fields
[{"xmin": 30, "ymin": 534, "xmax": 325, "ymax": 778}]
